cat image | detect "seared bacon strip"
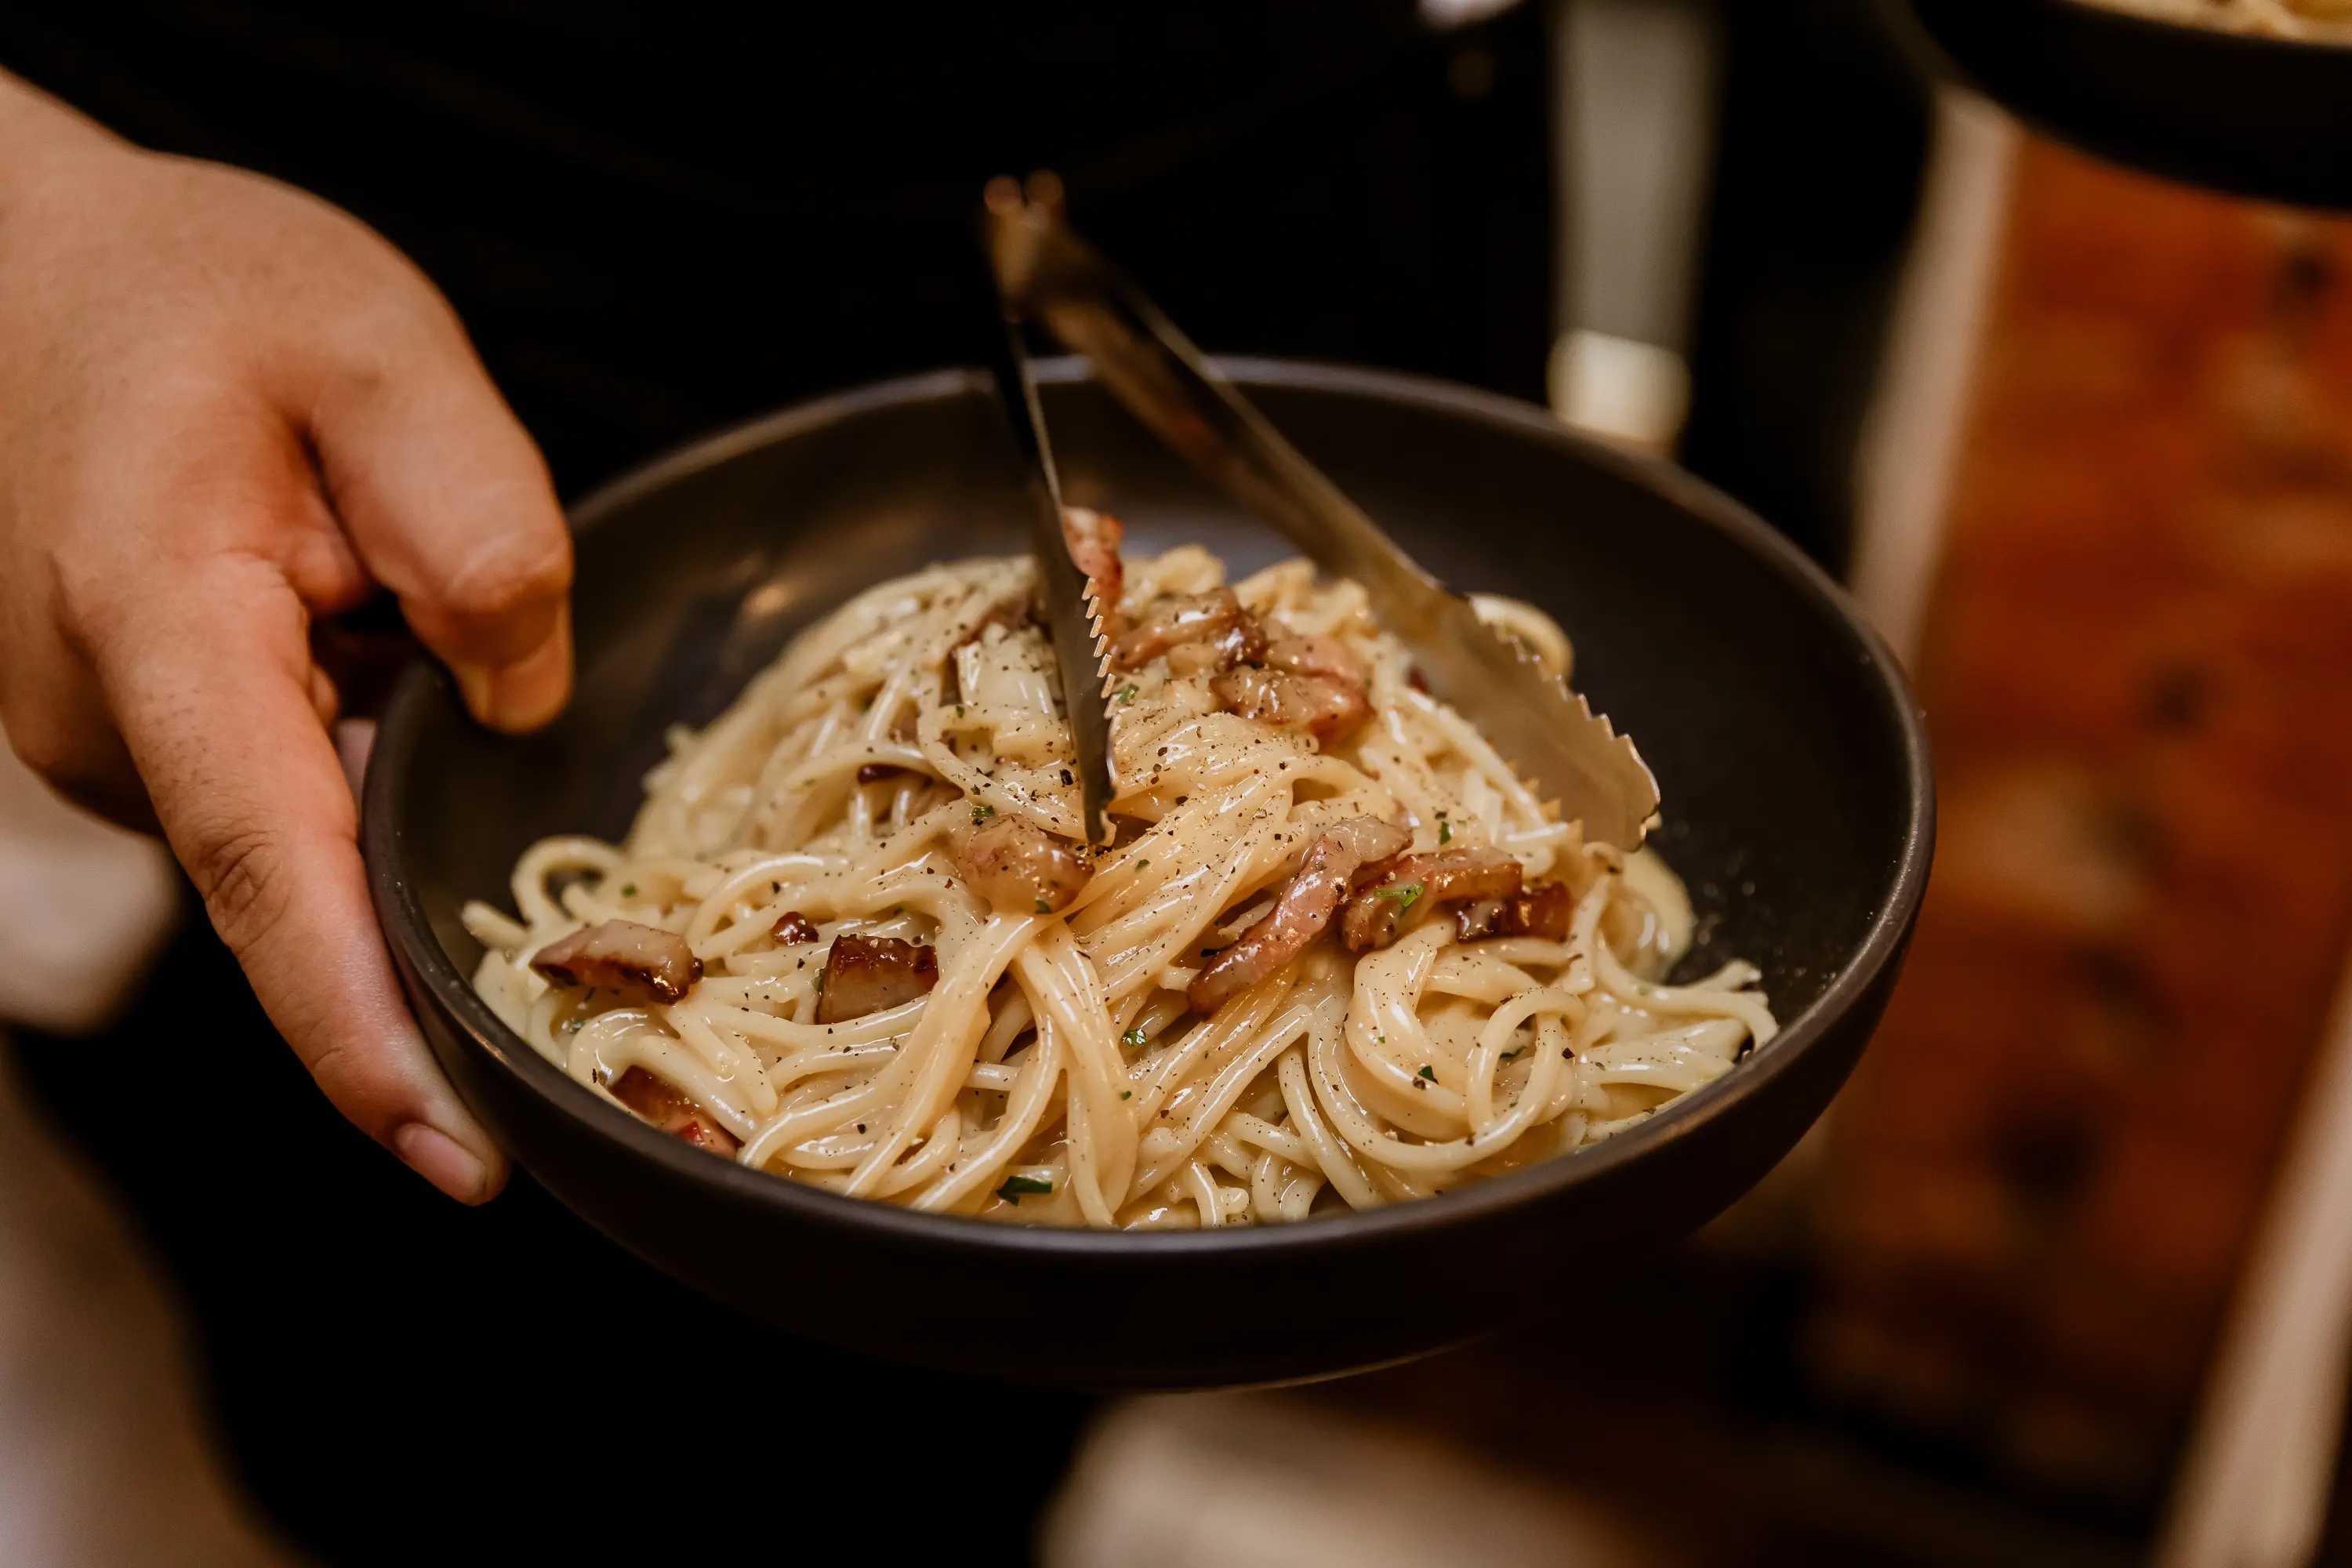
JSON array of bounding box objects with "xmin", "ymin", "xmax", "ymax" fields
[
  {"xmin": 815, "ymin": 935, "xmax": 939, "ymax": 1024},
  {"xmin": 952, "ymin": 812, "xmax": 1092, "ymax": 914},
  {"xmin": 1062, "ymin": 506, "xmax": 1126, "ymax": 612},
  {"xmin": 532, "ymin": 920, "xmax": 702, "ymax": 1007},
  {"xmin": 1223, "ymin": 648, "xmax": 1374, "ymax": 747},
  {"xmin": 1188, "ymin": 817, "xmax": 1412, "ymax": 1014},
  {"xmin": 1265, "ymin": 633, "xmax": 1360, "ymax": 683},
  {"xmin": 1211, "ymin": 632, "xmax": 1372, "ymax": 745},
  {"xmin": 1340, "ymin": 848, "xmax": 1525, "ymax": 952},
  {"xmin": 1110, "ymin": 588, "xmax": 1267, "ymax": 675},
  {"xmin": 772, "ymin": 909, "xmax": 821, "ymax": 945},
  {"xmin": 611, "ymin": 1066, "xmax": 739, "ymax": 1156},
  {"xmin": 1454, "ymin": 880, "xmax": 1574, "ymax": 942}
]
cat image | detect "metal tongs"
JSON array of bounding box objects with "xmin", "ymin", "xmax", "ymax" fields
[
  {"xmin": 981, "ymin": 183, "xmax": 1117, "ymax": 845},
  {"xmin": 982, "ymin": 176, "xmax": 1660, "ymax": 851}
]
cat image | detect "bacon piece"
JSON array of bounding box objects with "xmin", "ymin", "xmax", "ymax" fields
[
  {"xmin": 815, "ymin": 935, "xmax": 939, "ymax": 1024},
  {"xmin": 1210, "ymin": 637, "xmax": 1372, "ymax": 745},
  {"xmin": 611, "ymin": 1066, "xmax": 739, "ymax": 1156},
  {"xmin": 1109, "ymin": 589, "xmax": 1267, "ymax": 674},
  {"xmin": 1266, "ymin": 633, "xmax": 1359, "ymax": 682},
  {"xmin": 1454, "ymin": 880, "xmax": 1574, "ymax": 942},
  {"xmin": 772, "ymin": 909, "xmax": 820, "ymax": 945},
  {"xmin": 1189, "ymin": 817, "xmax": 1412, "ymax": 1014},
  {"xmin": 1213, "ymin": 633, "xmax": 1371, "ymax": 743},
  {"xmin": 951, "ymin": 812, "xmax": 1093, "ymax": 914},
  {"xmin": 532, "ymin": 920, "xmax": 702, "ymax": 1007},
  {"xmin": 1340, "ymin": 849, "xmax": 1526, "ymax": 952},
  {"xmin": 1062, "ymin": 506, "xmax": 1125, "ymax": 612}
]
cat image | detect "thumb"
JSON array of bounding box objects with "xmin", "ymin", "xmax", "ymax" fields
[{"xmin": 303, "ymin": 284, "xmax": 574, "ymax": 733}]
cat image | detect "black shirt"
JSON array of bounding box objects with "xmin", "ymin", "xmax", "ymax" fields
[
  {"xmin": 0, "ymin": 8, "xmax": 1551, "ymax": 1563},
  {"xmin": 2, "ymin": 2, "xmax": 1550, "ymax": 492}
]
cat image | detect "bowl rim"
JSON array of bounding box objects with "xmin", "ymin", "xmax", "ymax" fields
[
  {"xmin": 363, "ymin": 356, "xmax": 1935, "ymax": 1261},
  {"xmin": 1888, "ymin": 0, "xmax": 2352, "ymax": 217},
  {"xmin": 1901, "ymin": 0, "xmax": 2352, "ymax": 70}
]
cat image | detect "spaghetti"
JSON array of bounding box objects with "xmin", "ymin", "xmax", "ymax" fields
[
  {"xmin": 465, "ymin": 532, "xmax": 1775, "ymax": 1228},
  {"xmin": 2077, "ymin": 0, "xmax": 2352, "ymax": 38}
]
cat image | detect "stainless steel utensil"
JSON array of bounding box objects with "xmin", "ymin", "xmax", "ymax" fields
[
  {"xmin": 982, "ymin": 182, "xmax": 1661, "ymax": 850},
  {"xmin": 981, "ymin": 181, "xmax": 1116, "ymax": 845}
]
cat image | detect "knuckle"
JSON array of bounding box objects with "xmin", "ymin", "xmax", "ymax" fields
[
  {"xmin": 436, "ymin": 532, "xmax": 570, "ymax": 627},
  {"xmin": 296, "ymin": 1037, "xmax": 372, "ymax": 1121},
  {"xmin": 48, "ymin": 545, "xmax": 129, "ymax": 652},
  {"xmin": 187, "ymin": 819, "xmax": 291, "ymax": 952}
]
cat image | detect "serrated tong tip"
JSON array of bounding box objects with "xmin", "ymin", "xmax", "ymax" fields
[{"xmin": 981, "ymin": 198, "xmax": 1118, "ymax": 845}]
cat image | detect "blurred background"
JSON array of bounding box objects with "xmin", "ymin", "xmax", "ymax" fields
[{"xmin": 5, "ymin": 1, "xmax": 2352, "ymax": 1563}]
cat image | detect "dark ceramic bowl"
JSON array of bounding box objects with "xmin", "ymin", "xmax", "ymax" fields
[
  {"xmin": 1892, "ymin": 0, "xmax": 2352, "ymax": 212},
  {"xmin": 363, "ymin": 360, "xmax": 1932, "ymax": 1389}
]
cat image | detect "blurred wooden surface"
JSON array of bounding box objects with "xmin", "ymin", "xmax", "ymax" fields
[{"xmin": 1813, "ymin": 132, "xmax": 2352, "ymax": 1506}]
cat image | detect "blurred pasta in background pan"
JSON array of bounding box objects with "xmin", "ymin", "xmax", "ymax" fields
[{"xmin": 2078, "ymin": 0, "xmax": 2352, "ymax": 38}]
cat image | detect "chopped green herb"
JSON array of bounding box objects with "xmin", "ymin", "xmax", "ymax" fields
[
  {"xmin": 997, "ymin": 1174, "xmax": 1054, "ymax": 1202},
  {"xmin": 971, "ymin": 803, "xmax": 996, "ymax": 824},
  {"xmin": 620, "ymin": 883, "xmax": 637, "ymax": 897},
  {"xmin": 1121, "ymin": 1027, "xmax": 1149, "ymax": 1048},
  {"xmin": 1034, "ymin": 898, "xmax": 1051, "ymax": 914},
  {"xmin": 813, "ymin": 969, "xmax": 826, "ymax": 993},
  {"xmin": 1116, "ymin": 684, "xmax": 1138, "ymax": 706},
  {"xmin": 1417, "ymin": 1064, "xmax": 1437, "ymax": 1081},
  {"xmin": 1438, "ymin": 820, "xmax": 1452, "ymax": 845},
  {"xmin": 1120, "ymin": 1091, "xmax": 1132, "ymax": 1101},
  {"xmin": 955, "ymin": 704, "xmax": 966, "ymax": 718},
  {"xmin": 1500, "ymin": 1046, "xmax": 1526, "ymax": 1062},
  {"xmin": 1374, "ymin": 880, "xmax": 1425, "ymax": 916},
  {"xmin": 1136, "ymin": 858, "xmax": 1149, "ymax": 869}
]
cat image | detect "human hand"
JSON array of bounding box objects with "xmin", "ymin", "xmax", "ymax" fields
[{"xmin": 0, "ymin": 73, "xmax": 574, "ymax": 1201}]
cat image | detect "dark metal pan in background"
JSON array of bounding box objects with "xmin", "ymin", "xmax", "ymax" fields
[
  {"xmin": 1892, "ymin": 0, "xmax": 2352, "ymax": 212},
  {"xmin": 362, "ymin": 360, "xmax": 1933, "ymax": 1390}
]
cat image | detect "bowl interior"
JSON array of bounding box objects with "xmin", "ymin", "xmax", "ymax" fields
[{"xmin": 380, "ymin": 361, "xmax": 1924, "ymax": 1249}]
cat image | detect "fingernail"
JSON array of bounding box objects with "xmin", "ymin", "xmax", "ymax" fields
[
  {"xmin": 454, "ymin": 660, "xmax": 498, "ymax": 723},
  {"xmin": 394, "ymin": 1121, "xmax": 491, "ymax": 1203},
  {"xmin": 459, "ymin": 605, "xmax": 572, "ymax": 732}
]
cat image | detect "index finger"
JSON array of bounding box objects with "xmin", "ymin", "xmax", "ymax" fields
[{"xmin": 97, "ymin": 553, "xmax": 507, "ymax": 1203}]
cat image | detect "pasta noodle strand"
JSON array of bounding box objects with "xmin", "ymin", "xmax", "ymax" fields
[{"xmin": 465, "ymin": 549, "xmax": 1775, "ymax": 1225}]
